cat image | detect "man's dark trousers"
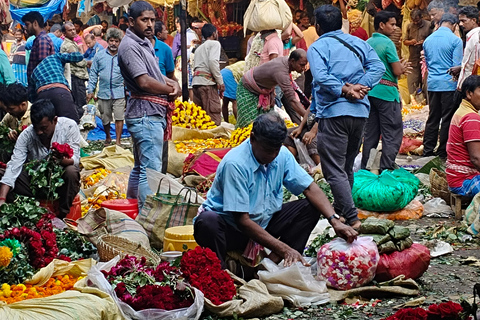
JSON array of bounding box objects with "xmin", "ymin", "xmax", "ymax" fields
[
  {"xmin": 317, "ymin": 116, "xmax": 365, "ymax": 224},
  {"xmin": 361, "ymin": 96, "xmax": 403, "ymax": 171},
  {"xmin": 423, "ymin": 91, "xmax": 456, "ymax": 158},
  {"xmin": 194, "ymin": 199, "xmax": 320, "ymax": 268}
]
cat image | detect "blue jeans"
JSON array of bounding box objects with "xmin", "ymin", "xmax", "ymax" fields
[{"xmin": 126, "ymin": 115, "xmax": 166, "ymax": 209}]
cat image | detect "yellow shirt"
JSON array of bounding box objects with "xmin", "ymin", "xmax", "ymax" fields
[{"xmin": 0, "ymin": 106, "xmax": 31, "ymax": 131}]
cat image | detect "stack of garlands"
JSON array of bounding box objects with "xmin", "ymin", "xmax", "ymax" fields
[
  {"xmin": 228, "ymin": 119, "xmax": 297, "ymax": 148},
  {"xmin": 81, "ymin": 168, "xmax": 112, "ymax": 188},
  {"xmin": 174, "ymin": 138, "xmax": 230, "ymax": 154},
  {"xmin": 25, "ymin": 142, "xmax": 74, "ymax": 202},
  {"xmin": 81, "ymin": 187, "xmax": 126, "ymax": 216},
  {"xmin": 172, "ymin": 101, "xmax": 217, "ymax": 130},
  {"xmin": 0, "ymin": 274, "xmax": 82, "ymax": 303}
]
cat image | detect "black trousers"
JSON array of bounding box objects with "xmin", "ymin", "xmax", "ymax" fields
[
  {"xmin": 423, "ymin": 91, "xmax": 456, "ymax": 158},
  {"xmin": 0, "ymin": 165, "xmax": 80, "ymax": 218},
  {"xmin": 71, "ymin": 75, "xmax": 87, "ymax": 120},
  {"xmin": 361, "ymin": 97, "xmax": 403, "ymax": 171},
  {"xmin": 317, "ymin": 116, "xmax": 365, "ymax": 224},
  {"xmin": 193, "ymin": 199, "xmax": 320, "ymax": 268},
  {"xmin": 36, "ymin": 87, "xmax": 79, "ymax": 123}
]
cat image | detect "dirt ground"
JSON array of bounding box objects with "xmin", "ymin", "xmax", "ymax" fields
[{"xmin": 200, "ymin": 217, "xmax": 480, "ymax": 320}]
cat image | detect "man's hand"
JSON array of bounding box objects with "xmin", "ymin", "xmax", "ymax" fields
[
  {"xmin": 330, "ymin": 219, "xmax": 358, "ymax": 243},
  {"xmin": 7, "ymin": 130, "xmax": 18, "ymax": 141},
  {"xmin": 86, "ymin": 93, "xmax": 94, "ymax": 101},
  {"xmin": 282, "ymin": 246, "xmax": 310, "ymax": 267},
  {"xmin": 168, "ymin": 82, "xmax": 181, "ymax": 101},
  {"xmin": 87, "ymin": 60, "xmax": 93, "ymax": 68},
  {"xmin": 448, "ymin": 66, "xmax": 461, "ymax": 78},
  {"xmin": 345, "ymin": 84, "xmax": 370, "ymax": 100},
  {"xmin": 415, "ymin": 40, "xmax": 424, "ymax": 46},
  {"xmin": 218, "ymin": 84, "xmax": 225, "ymax": 99},
  {"xmin": 404, "ymin": 39, "xmax": 417, "ymax": 46},
  {"xmin": 302, "ymin": 130, "xmax": 316, "ymax": 145},
  {"xmin": 401, "ymin": 59, "xmax": 413, "ymax": 75},
  {"xmin": 290, "ymin": 127, "xmax": 302, "ymax": 138}
]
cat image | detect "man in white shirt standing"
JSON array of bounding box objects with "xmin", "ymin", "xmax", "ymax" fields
[
  {"xmin": 191, "ymin": 24, "xmax": 225, "ymax": 126},
  {"xmin": 454, "ymin": 6, "xmax": 480, "ymax": 98}
]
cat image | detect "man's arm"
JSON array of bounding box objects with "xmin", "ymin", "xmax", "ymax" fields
[
  {"xmin": 303, "ymin": 182, "xmax": 357, "ymax": 242},
  {"xmin": 357, "ymin": 44, "xmax": 386, "ymax": 88},
  {"xmin": 209, "ymin": 42, "xmax": 224, "ymax": 93},
  {"xmin": 87, "ymin": 54, "xmax": 100, "ymax": 97},
  {"xmin": 37, "ymin": 37, "xmax": 53, "ymax": 61},
  {"xmin": 0, "ymin": 131, "xmax": 30, "ymax": 205},
  {"xmin": 235, "ymin": 212, "xmax": 308, "ymax": 266},
  {"xmin": 468, "ymin": 141, "xmax": 480, "ymax": 172},
  {"xmin": 453, "ymin": 38, "xmax": 464, "ymax": 68}
]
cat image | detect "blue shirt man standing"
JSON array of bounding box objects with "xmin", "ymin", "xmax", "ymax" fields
[
  {"xmin": 423, "ymin": 13, "xmax": 463, "ymax": 159},
  {"xmin": 153, "ymin": 20, "xmax": 175, "ymax": 78},
  {"xmin": 307, "ymin": 4, "xmax": 384, "ymax": 229}
]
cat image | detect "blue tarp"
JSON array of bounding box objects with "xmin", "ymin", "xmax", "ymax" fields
[
  {"xmin": 10, "ymin": 0, "xmax": 67, "ymax": 23},
  {"xmin": 87, "ymin": 116, "xmax": 131, "ymax": 141}
]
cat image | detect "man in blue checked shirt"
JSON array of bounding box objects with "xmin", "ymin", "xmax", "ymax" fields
[
  {"xmin": 30, "ymin": 52, "xmax": 83, "ymax": 123},
  {"xmin": 87, "ymin": 28, "xmax": 125, "ymax": 146},
  {"xmin": 307, "ymin": 5, "xmax": 384, "ymax": 230}
]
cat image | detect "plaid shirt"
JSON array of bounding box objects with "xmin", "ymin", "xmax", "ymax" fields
[
  {"xmin": 27, "ymin": 31, "xmax": 54, "ymax": 80},
  {"xmin": 28, "ymin": 52, "xmax": 83, "ymax": 102}
]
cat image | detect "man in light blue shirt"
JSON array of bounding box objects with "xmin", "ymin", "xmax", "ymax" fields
[
  {"xmin": 87, "ymin": 28, "xmax": 125, "ymax": 146},
  {"xmin": 194, "ymin": 113, "xmax": 357, "ymax": 270},
  {"xmin": 154, "ymin": 21, "xmax": 175, "ymax": 79},
  {"xmin": 307, "ymin": 5, "xmax": 384, "ymax": 229},
  {"xmin": 48, "ymin": 24, "xmax": 64, "ymax": 53},
  {"xmin": 423, "ymin": 13, "xmax": 463, "ymax": 159}
]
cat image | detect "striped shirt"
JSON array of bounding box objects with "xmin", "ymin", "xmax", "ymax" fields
[{"xmin": 446, "ymin": 100, "xmax": 480, "ymax": 188}]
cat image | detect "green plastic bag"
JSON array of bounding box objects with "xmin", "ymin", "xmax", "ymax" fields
[{"xmin": 352, "ymin": 169, "xmax": 420, "ymax": 212}]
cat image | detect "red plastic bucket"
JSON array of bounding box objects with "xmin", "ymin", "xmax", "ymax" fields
[
  {"xmin": 40, "ymin": 194, "xmax": 81, "ymax": 220},
  {"xmin": 101, "ymin": 199, "xmax": 139, "ymax": 219}
]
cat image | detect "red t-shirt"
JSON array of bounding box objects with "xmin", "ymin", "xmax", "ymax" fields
[{"xmin": 446, "ymin": 101, "xmax": 480, "ymax": 188}]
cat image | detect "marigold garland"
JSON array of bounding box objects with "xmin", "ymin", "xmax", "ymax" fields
[
  {"xmin": 0, "ymin": 275, "xmax": 82, "ymax": 304},
  {"xmin": 0, "ymin": 247, "xmax": 12, "ymax": 267}
]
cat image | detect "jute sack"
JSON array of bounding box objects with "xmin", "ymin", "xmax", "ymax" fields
[{"xmin": 204, "ymin": 272, "xmax": 284, "ymax": 318}]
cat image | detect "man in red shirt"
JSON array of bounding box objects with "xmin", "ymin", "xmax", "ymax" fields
[{"xmin": 447, "ymin": 75, "xmax": 480, "ymax": 196}]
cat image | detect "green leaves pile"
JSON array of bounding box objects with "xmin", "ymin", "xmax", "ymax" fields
[
  {"xmin": 0, "ymin": 196, "xmax": 47, "ymax": 231},
  {"xmin": 25, "ymin": 158, "xmax": 65, "ymax": 201},
  {"xmin": 54, "ymin": 228, "xmax": 97, "ymax": 261},
  {"xmin": 0, "ymin": 124, "xmax": 15, "ymax": 163}
]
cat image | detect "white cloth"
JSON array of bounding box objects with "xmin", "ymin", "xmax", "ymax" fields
[{"xmin": 191, "ymin": 39, "xmax": 223, "ymax": 86}]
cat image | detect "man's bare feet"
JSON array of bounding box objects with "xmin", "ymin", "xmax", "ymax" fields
[{"xmin": 104, "ymin": 139, "xmax": 112, "ymax": 146}]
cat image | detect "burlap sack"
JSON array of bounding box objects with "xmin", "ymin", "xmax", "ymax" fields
[
  {"xmin": 204, "ymin": 273, "xmax": 284, "ymax": 318},
  {"xmin": 328, "ymin": 275, "xmax": 420, "ymax": 302}
]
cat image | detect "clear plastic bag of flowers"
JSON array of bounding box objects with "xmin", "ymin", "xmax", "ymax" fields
[{"xmin": 317, "ymin": 236, "xmax": 379, "ymax": 291}]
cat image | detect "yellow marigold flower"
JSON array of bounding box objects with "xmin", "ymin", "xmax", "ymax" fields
[{"xmin": 0, "ymin": 247, "xmax": 13, "ymax": 267}]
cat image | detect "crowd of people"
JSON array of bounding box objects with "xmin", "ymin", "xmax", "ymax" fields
[{"xmin": 2, "ymin": 0, "xmax": 480, "ymax": 270}]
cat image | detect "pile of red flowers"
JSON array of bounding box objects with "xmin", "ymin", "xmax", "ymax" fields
[
  {"xmin": 51, "ymin": 142, "xmax": 74, "ymax": 159},
  {"xmin": 384, "ymin": 301, "xmax": 468, "ymax": 320},
  {"xmin": 0, "ymin": 213, "xmax": 59, "ymax": 269},
  {"xmin": 102, "ymin": 256, "xmax": 194, "ymax": 311},
  {"xmin": 180, "ymin": 246, "xmax": 237, "ymax": 305}
]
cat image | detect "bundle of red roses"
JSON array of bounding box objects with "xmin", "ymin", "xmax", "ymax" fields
[
  {"xmin": 384, "ymin": 301, "xmax": 468, "ymax": 320},
  {"xmin": 51, "ymin": 142, "xmax": 74, "ymax": 159},
  {"xmin": 102, "ymin": 256, "xmax": 194, "ymax": 311},
  {"xmin": 180, "ymin": 246, "xmax": 237, "ymax": 305},
  {"xmin": 0, "ymin": 213, "xmax": 59, "ymax": 270}
]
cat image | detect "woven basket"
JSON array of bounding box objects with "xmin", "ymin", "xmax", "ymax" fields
[
  {"xmin": 429, "ymin": 168, "xmax": 450, "ymax": 205},
  {"xmin": 97, "ymin": 235, "xmax": 161, "ymax": 265}
]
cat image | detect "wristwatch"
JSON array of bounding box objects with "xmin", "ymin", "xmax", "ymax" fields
[{"xmin": 327, "ymin": 213, "xmax": 341, "ymax": 222}]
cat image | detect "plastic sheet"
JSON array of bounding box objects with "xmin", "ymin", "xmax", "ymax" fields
[{"xmin": 257, "ymin": 258, "xmax": 329, "ymax": 307}]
